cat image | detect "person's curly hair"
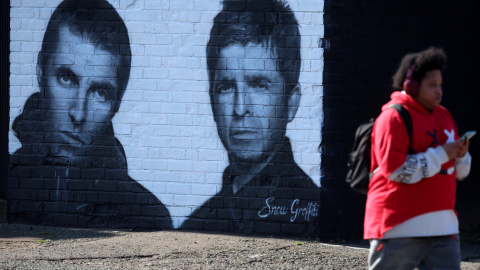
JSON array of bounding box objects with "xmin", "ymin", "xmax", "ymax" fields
[{"xmin": 392, "ymin": 47, "xmax": 447, "ymax": 90}]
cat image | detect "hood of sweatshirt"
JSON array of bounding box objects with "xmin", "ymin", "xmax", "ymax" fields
[{"xmin": 382, "ymin": 91, "xmax": 443, "ymax": 116}]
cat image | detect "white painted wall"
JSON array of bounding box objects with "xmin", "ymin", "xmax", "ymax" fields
[{"xmin": 9, "ymin": 0, "xmax": 324, "ymax": 228}]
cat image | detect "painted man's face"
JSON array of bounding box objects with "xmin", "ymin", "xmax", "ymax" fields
[
  {"xmin": 212, "ymin": 43, "xmax": 299, "ymax": 163},
  {"xmin": 41, "ymin": 27, "xmax": 121, "ymax": 157}
]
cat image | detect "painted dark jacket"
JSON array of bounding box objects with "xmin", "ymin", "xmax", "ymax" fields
[
  {"xmin": 181, "ymin": 138, "xmax": 320, "ymax": 235},
  {"xmin": 9, "ymin": 93, "xmax": 172, "ymax": 230}
]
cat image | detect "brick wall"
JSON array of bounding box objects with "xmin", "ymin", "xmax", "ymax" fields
[
  {"xmin": 322, "ymin": 0, "xmax": 480, "ymax": 238},
  {"xmin": 0, "ymin": 0, "xmax": 9, "ymax": 201},
  {"xmin": 8, "ymin": 0, "xmax": 324, "ymax": 236},
  {"xmin": 11, "ymin": 0, "xmax": 479, "ymax": 240}
]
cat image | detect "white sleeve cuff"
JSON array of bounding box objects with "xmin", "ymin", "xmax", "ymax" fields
[
  {"xmin": 434, "ymin": 145, "xmax": 450, "ymax": 165},
  {"xmin": 455, "ymin": 152, "xmax": 472, "ymax": 181},
  {"xmin": 456, "ymin": 151, "xmax": 471, "ymax": 163},
  {"xmin": 388, "ymin": 146, "xmax": 449, "ymax": 184}
]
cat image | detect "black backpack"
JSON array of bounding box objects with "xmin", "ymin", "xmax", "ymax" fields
[{"xmin": 346, "ymin": 104, "xmax": 412, "ymax": 194}]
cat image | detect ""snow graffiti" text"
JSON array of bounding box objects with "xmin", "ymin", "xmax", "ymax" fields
[{"xmin": 257, "ymin": 197, "xmax": 319, "ymax": 222}]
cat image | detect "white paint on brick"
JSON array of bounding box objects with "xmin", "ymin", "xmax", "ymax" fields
[{"xmin": 9, "ymin": 0, "xmax": 324, "ymax": 228}]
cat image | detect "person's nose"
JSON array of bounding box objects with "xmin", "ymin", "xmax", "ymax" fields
[
  {"xmin": 68, "ymin": 88, "xmax": 87, "ymax": 125},
  {"xmin": 234, "ymin": 83, "xmax": 250, "ymax": 117},
  {"xmin": 436, "ymin": 85, "xmax": 442, "ymax": 96}
]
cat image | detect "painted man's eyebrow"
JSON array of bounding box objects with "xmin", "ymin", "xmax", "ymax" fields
[
  {"xmin": 215, "ymin": 78, "xmax": 235, "ymax": 84},
  {"xmin": 55, "ymin": 65, "xmax": 78, "ymax": 83},
  {"xmin": 88, "ymin": 81, "xmax": 116, "ymax": 94},
  {"xmin": 89, "ymin": 81, "xmax": 115, "ymax": 91},
  {"xmin": 55, "ymin": 65, "xmax": 77, "ymax": 78},
  {"xmin": 213, "ymin": 79, "xmax": 235, "ymax": 91},
  {"xmin": 245, "ymin": 74, "xmax": 273, "ymax": 83}
]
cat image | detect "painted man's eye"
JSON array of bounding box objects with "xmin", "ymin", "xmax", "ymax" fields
[
  {"xmin": 88, "ymin": 81, "xmax": 117, "ymax": 103},
  {"xmin": 216, "ymin": 82, "xmax": 234, "ymax": 93},
  {"xmin": 90, "ymin": 88, "xmax": 108, "ymax": 102},
  {"xmin": 57, "ymin": 75, "xmax": 72, "ymax": 86},
  {"xmin": 96, "ymin": 89, "xmax": 107, "ymax": 98},
  {"xmin": 57, "ymin": 74, "xmax": 74, "ymax": 87},
  {"xmin": 60, "ymin": 76, "xmax": 70, "ymax": 83},
  {"xmin": 56, "ymin": 68, "xmax": 78, "ymax": 88},
  {"xmin": 255, "ymin": 82, "xmax": 269, "ymax": 89},
  {"xmin": 250, "ymin": 81, "xmax": 270, "ymax": 92}
]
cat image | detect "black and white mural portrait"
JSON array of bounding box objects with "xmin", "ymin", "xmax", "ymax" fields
[
  {"xmin": 9, "ymin": 0, "xmax": 172, "ymax": 229},
  {"xmin": 181, "ymin": 0, "xmax": 320, "ymax": 234},
  {"xmin": 9, "ymin": 0, "xmax": 323, "ymax": 235}
]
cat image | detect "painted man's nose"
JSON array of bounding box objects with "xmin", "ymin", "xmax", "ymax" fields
[
  {"xmin": 234, "ymin": 91, "xmax": 250, "ymax": 116},
  {"xmin": 69, "ymin": 94, "xmax": 87, "ymax": 124}
]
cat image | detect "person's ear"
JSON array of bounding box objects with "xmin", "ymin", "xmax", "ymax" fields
[
  {"xmin": 36, "ymin": 65, "xmax": 43, "ymax": 87},
  {"xmin": 112, "ymin": 100, "xmax": 121, "ymax": 114},
  {"xmin": 209, "ymin": 89, "xmax": 219, "ymax": 123},
  {"xmin": 287, "ymin": 83, "xmax": 301, "ymax": 122}
]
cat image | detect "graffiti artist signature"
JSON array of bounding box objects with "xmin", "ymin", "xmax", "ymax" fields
[{"xmin": 257, "ymin": 197, "xmax": 319, "ymax": 222}]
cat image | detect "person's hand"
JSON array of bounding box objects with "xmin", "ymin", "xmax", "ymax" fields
[
  {"xmin": 457, "ymin": 137, "xmax": 470, "ymax": 158},
  {"xmin": 442, "ymin": 138, "xmax": 469, "ymax": 160}
]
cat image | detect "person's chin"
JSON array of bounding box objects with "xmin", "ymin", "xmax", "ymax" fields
[
  {"xmin": 431, "ymin": 101, "xmax": 441, "ymax": 109},
  {"xmin": 58, "ymin": 131, "xmax": 89, "ymax": 146},
  {"xmin": 49, "ymin": 143, "xmax": 77, "ymax": 158},
  {"xmin": 48, "ymin": 135, "xmax": 89, "ymax": 157},
  {"xmin": 228, "ymin": 148, "xmax": 265, "ymax": 164}
]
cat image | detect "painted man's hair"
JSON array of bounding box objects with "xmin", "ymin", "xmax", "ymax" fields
[
  {"xmin": 37, "ymin": 0, "xmax": 131, "ymax": 110},
  {"xmin": 392, "ymin": 47, "xmax": 447, "ymax": 90},
  {"xmin": 206, "ymin": 0, "xmax": 301, "ymax": 100}
]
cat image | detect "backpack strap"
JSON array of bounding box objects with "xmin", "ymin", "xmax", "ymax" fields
[{"xmin": 388, "ymin": 104, "xmax": 414, "ymax": 154}]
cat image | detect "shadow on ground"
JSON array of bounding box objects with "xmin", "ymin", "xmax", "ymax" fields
[{"xmin": 0, "ymin": 223, "xmax": 122, "ymax": 241}]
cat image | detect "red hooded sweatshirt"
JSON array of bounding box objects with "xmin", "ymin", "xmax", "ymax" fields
[{"xmin": 364, "ymin": 91, "xmax": 458, "ymax": 239}]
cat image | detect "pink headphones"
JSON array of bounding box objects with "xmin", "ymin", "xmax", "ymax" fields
[{"xmin": 403, "ymin": 64, "xmax": 419, "ymax": 97}]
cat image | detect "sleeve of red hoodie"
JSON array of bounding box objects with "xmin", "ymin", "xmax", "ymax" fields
[{"xmin": 374, "ymin": 108, "xmax": 471, "ymax": 184}]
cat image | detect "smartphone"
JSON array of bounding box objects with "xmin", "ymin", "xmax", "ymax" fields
[{"xmin": 460, "ymin": 130, "xmax": 476, "ymax": 141}]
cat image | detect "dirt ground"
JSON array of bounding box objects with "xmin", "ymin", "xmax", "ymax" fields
[{"xmin": 1, "ymin": 224, "xmax": 480, "ymax": 270}]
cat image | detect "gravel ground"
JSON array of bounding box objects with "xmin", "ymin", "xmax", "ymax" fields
[{"xmin": 1, "ymin": 223, "xmax": 480, "ymax": 269}]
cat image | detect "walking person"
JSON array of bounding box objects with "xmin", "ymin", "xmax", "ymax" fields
[{"xmin": 365, "ymin": 47, "xmax": 472, "ymax": 269}]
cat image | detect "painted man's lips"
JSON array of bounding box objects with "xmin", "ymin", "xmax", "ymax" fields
[
  {"xmin": 230, "ymin": 129, "xmax": 258, "ymax": 140},
  {"xmin": 60, "ymin": 131, "xmax": 87, "ymax": 145}
]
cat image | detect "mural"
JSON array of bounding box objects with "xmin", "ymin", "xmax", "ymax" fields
[
  {"xmin": 9, "ymin": 0, "xmax": 323, "ymax": 235},
  {"xmin": 9, "ymin": 0, "xmax": 172, "ymax": 229},
  {"xmin": 181, "ymin": 0, "xmax": 320, "ymax": 234}
]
